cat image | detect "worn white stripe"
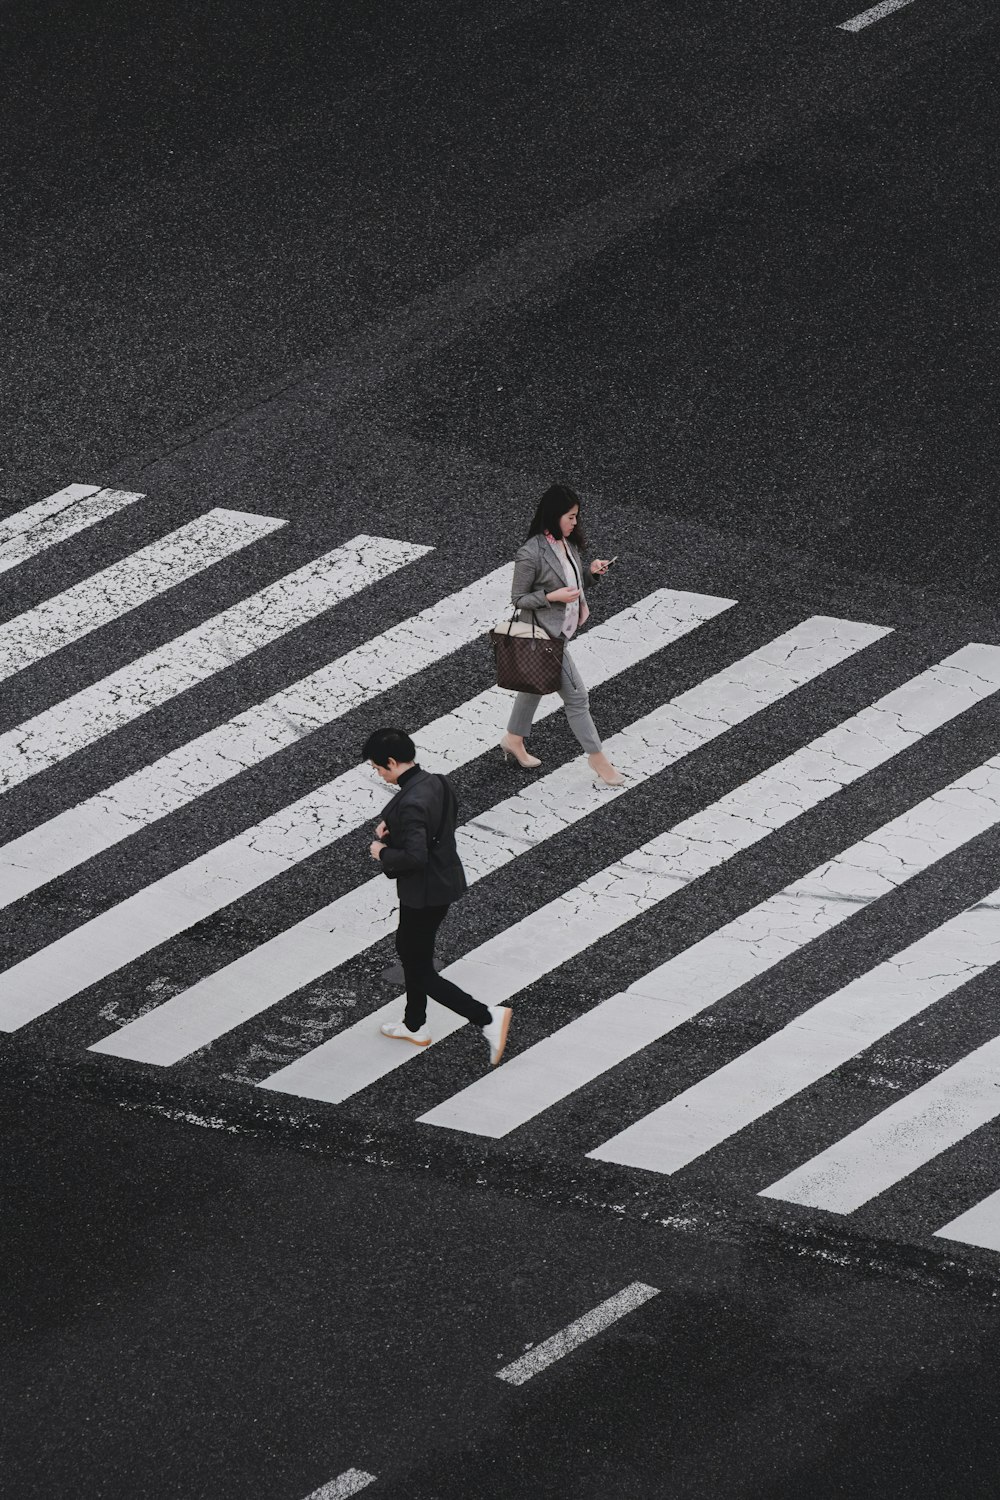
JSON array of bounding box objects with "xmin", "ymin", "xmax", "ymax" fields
[
  {"xmin": 935, "ymin": 1187, "xmax": 1000, "ymax": 1252},
  {"xmin": 0, "ymin": 563, "xmax": 535, "ymax": 1029},
  {"xmin": 0, "ymin": 486, "xmax": 142, "ymax": 574},
  {"xmin": 496, "ymin": 1282, "xmax": 659, "ymax": 1386},
  {"xmin": 589, "ymin": 778, "xmax": 1000, "ymax": 1174},
  {"xmin": 0, "ymin": 507, "xmax": 285, "ymax": 685},
  {"xmin": 838, "ymin": 0, "xmax": 916, "ymax": 32},
  {"xmin": 761, "ymin": 928, "xmax": 1000, "ymax": 1212},
  {"xmin": 89, "ymin": 589, "xmax": 733, "ymax": 1063},
  {"xmin": 302, "ymin": 1470, "xmax": 376, "ymax": 1500},
  {"xmin": 0, "ymin": 535, "xmax": 430, "ymax": 796},
  {"xmin": 257, "ymin": 618, "xmax": 888, "ymax": 1104},
  {"xmin": 423, "ymin": 646, "xmax": 1000, "ymax": 1138},
  {"xmin": 0, "ymin": 561, "xmax": 514, "ymax": 919},
  {"xmin": 0, "ymin": 484, "xmax": 99, "ymax": 539}
]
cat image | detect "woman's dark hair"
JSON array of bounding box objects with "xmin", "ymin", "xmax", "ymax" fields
[
  {"xmin": 526, "ymin": 484, "xmax": 588, "ymax": 551},
  {"xmin": 362, "ymin": 726, "xmax": 416, "ymax": 767}
]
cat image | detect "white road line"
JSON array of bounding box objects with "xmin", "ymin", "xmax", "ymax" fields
[
  {"xmin": 421, "ymin": 645, "xmax": 1000, "ymax": 1139},
  {"xmin": 0, "ymin": 486, "xmax": 142, "ymax": 574},
  {"xmin": 88, "ymin": 589, "xmax": 733, "ymax": 1063},
  {"xmin": 0, "ymin": 562, "xmax": 554, "ymax": 1030},
  {"xmin": 0, "ymin": 507, "xmax": 286, "ymax": 685},
  {"xmin": 838, "ymin": 0, "xmax": 916, "ymax": 31},
  {"xmin": 935, "ymin": 1187, "xmax": 1000, "ymax": 1252},
  {"xmin": 0, "ymin": 535, "xmax": 430, "ymax": 795},
  {"xmin": 588, "ymin": 768, "xmax": 1000, "ymax": 1176},
  {"xmin": 760, "ymin": 929, "xmax": 1000, "ymax": 1213},
  {"xmin": 0, "ymin": 560, "xmax": 514, "ymax": 920},
  {"xmin": 496, "ymin": 1282, "xmax": 659, "ymax": 1386},
  {"xmin": 255, "ymin": 618, "xmax": 888, "ymax": 1104},
  {"xmin": 302, "ymin": 1470, "xmax": 376, "ymax": 1499}
]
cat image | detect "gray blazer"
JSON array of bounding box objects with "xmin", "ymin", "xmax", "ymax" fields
[{"xmin": 510, "ymin": 533, "xmax": 597, "ymax": 640}]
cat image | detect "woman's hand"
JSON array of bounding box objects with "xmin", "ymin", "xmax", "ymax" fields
[
  {"xmin": 546, "ymin": 585, "xmax": 581, "ymax": 603},
  {"xmin": 590, "ymin": 558, "xmax": 612, "ymax": 576},
  {"xmin": 370, "ymin": 840, "xmax": 386, "ymax": 861}
]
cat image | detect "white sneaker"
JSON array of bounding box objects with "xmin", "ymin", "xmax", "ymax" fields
[
  {"xmin": 379, "ymin": 1020, "xmax": 431, "ymax": 1047},
  {"xmin": 482, "ymin": 1005, "xmax": 512, "ymax": 1066}
]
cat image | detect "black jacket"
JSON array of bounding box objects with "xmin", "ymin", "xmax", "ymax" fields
[{"xmin": 376, "ymin": 766, "xmax": 468, "ymax": 908}]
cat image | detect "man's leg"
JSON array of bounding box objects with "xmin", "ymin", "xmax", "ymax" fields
[
  {"xmin": 391, "ymin": 903, "xmax": 512, "ymax": 1065},
  {"xmin": 395, "ymin": 902, "xmax": 438, "ymax": 1033}
]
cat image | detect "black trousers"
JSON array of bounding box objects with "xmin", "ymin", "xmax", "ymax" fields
[{"xmin": 396, "ymin": 902, "xmax": 492, "ymax": 1032}]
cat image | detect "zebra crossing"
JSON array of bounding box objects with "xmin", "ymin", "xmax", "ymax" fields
[{"xmin": 6, "ymin": 482, "xmax": 1000, "ymax": 1261}]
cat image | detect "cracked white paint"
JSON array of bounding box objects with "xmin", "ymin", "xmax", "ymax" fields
[
  {"xmin": 0, "ymin": 535, "xmax": 429, "ymax": 794},
  {"xmin": 590, "ymin": 864, "xmax": 1000, "ymax": 1176},
  {"xmin": 0, "ymin": 485, "xmax": 143, "ymax": 574},
  {"xmin": 760, "ymin": 914, "xmax": 1000, "ymax": 1212},
  {"xmin": 87, "ymin": 588, "xmax": 732, "ymax": 1062},
  {"xmin": 0, "ymin": 507, "xmax": 285, "ymax": 684},
  {"xmin": 255, "ymin": 618, "xmax": 889, "ymax": 1104},
  {"xmin": 0, "ymin": 561, "xmax": 516, "ymax": 912},
  {"xmin": 420, "ymin": 645, "xmax": 1000, "ymax": 1139}
]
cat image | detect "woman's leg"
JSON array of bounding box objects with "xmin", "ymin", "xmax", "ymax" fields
[
  {"xmin": 506, "ymin": 690, "xmax": 542, "ymax": 739},
  {"xmin": 559, "ymin": 646, "xmax": 602, "ymax": 753}
]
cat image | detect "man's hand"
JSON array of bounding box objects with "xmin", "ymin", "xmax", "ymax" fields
[
  {"xmin": 375, "ymin": 820, "xmax": 388, "ymax": 839},
  {"xmin": 370, "ymin": 840, "xmax": 386, "ymax": 861}
]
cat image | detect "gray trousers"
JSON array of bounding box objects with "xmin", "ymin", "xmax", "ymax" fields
[{"xmin": 506, "ymin": 642, "xmax": 602, "ymax": 754}]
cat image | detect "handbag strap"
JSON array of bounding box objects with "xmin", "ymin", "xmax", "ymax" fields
[
  {"xmin": 502, "ymin": 605, "xmax": 539, "ymax": 636},
  {"xmin": 429, "ymin": 774, "xmax": 456, "ymax": 848}
]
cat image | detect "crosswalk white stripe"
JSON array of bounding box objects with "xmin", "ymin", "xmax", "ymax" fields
[
  {"xmin": 759, "ymin": 917, "xmax": 1000, "ymax": 1211},
  {"xmin": 0, "ymin": 483, "xmax": 99, "ymax": 538},
  {"xmin": 0, "ymin": 507, "xmax": 286, "ymax": 686},
  {"xmin": 0, "ymin": 535, "xmax": 430, "ymax": 797},
  {"xmin": 934, "ymin": 1187, "xmax": 1000, "ymax": 1252},
  {"xmin": 0, "ymin": 486, "xmax": 142, "ymax": 574},
  {"xmin": 0, "ymin": 561, "xmax": 514, "ymax": 917},
  {"xmin": 586, "ymin": 781, "xmax": 1000, "ymax": 1168},
  {"xmin": 254, "ymin": 617, "xmax": 889, "ymax": 1104},
  {"xmin": 87, "ymin": 589, "xmax": 734, "ymax": 1063},
  {"xmin": 421, "ymin": 645, "xmax": 1000, "ymax": 1138},
  {"xmin": 0, "ymin": 562, "xmax": 536, "ymax": 1029}
]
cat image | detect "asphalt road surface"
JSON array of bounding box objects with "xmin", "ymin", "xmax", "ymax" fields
[{"xmin": 3, "ymin": 0, "xmax": 1000, "ymax": 1495}]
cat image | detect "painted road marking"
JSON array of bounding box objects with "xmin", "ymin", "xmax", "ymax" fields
[
  {"xmin": 0, "ymin": 507, "xmax": 285, "ymax": 685},
  {"xmin": 0, "ymin": 535, "xmax": 430, "ymax": 795},
  {"xmin": 302, "ymin": 1470, "xmax": 376, "ymax": 1499},
  {"xmin": 496, "ymin": 1282, "xmax": 660, "ymax": 1386},
  {"xmin": 0, "ymin": 587, "xmax": 722, "ymax": 912},
  {"xmin": 89, "ymin": 589, "xmax": 734, "ymax": 1063},
  {"xmin": 838, "ymin": 0, "xmax": 916, "ymax": 31},
  {"xmin": 421, "ymin": 646, "xmax": 1000, "ymax": 1138},
  {"xmin": 0, "ymin": 558, "xmax": 511, "ymax": 924},
  {"xmin": 593, "ymin": 876, "xmax": 1000, "ymax": 1176},
  {"xmin": 255, "ymin": 618, "xmax": 890, "ymax": 1104},
  {"xmin": 0, "ymin": 562, "xmax": 518, "ymax": 1028},
  {"xmin": 936, "ymin": 1188, "xmax": 1000, "ymax": 1253},
  {"xmin": 0, "ymin": 485, "xmax": 142, "ymax": 574},
  {"xmin": 760, "ymin": 924, "xmax": 1000, "ymax": 1212}
]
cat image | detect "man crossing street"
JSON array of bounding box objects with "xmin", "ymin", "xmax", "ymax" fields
[{"xmin": 364, "ymin": 726, "xmax": 512, "ymax": 1065}]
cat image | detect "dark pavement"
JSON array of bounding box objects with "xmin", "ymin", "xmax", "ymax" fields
[
  {"xmin": 4, "ymin": 0, "xmax": 1000, "ymax": 1495},
  {"xmin": 5, "ymin": 1088, "xmax": 1000, "ymax": 1500}
]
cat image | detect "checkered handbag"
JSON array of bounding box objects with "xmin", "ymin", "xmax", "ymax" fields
[{"xmin": 491, "ymin": 609, "xmax": 564, "ymax": 695}]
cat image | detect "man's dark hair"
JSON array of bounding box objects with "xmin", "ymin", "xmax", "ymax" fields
[
  {"xmin": 362, "ymin": 726, "xmax": 416, "ymax": 767},
  {"xmin": 526, "ymin": 483, "xmax": 588, "ymax": 551}
]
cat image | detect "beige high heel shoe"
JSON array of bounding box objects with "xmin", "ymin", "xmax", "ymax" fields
[
  {"xmin": 500, "ymin": 733, "xmax": 541, "ymax": 769},
  {"xmin": 588, "ymin": 751, "xmax": 625, "ymax": 787}
]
